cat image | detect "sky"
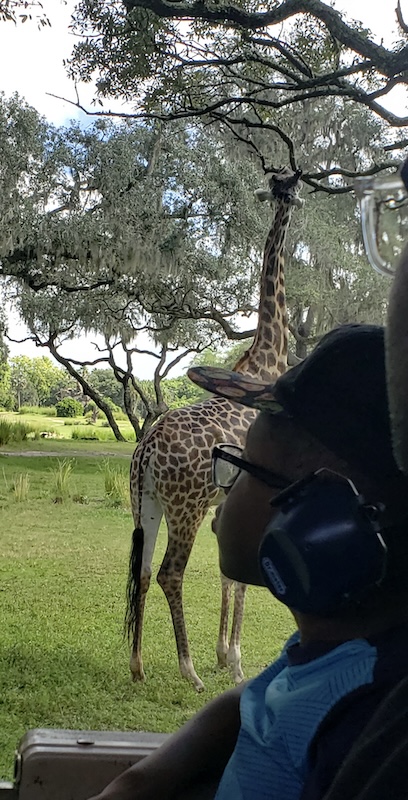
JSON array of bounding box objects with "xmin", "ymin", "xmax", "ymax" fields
[{"xmin": 0, "ymin": 0, "xmax": 407, "ymax": 377}]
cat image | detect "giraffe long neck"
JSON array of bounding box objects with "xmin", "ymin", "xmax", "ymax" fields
[{"xmin": 234, "ymin": 199, "xmax": 293, "ymax": 381}]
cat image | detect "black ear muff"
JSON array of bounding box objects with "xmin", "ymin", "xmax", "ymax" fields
[{"xmin": 258, "ymin": 470, "xmax": 387, "ymax": 614}]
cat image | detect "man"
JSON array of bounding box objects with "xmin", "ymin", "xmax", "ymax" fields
[{"xmin": 89, "ymin": 321, "xmax": 408, "ymax": 800}]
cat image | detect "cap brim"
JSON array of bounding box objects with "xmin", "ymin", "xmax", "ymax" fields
[{"xmin": 187, "ymin": 366, "xmax": 284, "ymax": 413}]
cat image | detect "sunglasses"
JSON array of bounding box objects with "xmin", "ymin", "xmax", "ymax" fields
[{"xmin": 212, "ymin": 443, "xmax": 291, "ymax": 491}]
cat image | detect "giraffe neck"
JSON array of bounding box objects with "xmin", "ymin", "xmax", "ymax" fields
[{"xmin": 234, "ymin": 200, "xmax": 292, "ymax": 381}]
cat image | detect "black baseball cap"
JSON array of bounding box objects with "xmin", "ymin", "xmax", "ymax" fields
[{"xmin": 187, "ymin": 324, "xmax": 401, "ymax": 481}]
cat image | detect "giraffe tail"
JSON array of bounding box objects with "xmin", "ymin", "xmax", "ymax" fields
[{"xmin": 124, "ymin": 525, "xmax": 144, "ymax": 640}]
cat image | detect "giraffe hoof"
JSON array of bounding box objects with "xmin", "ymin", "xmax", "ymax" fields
[
  {"xmin": 130, "ymin": 650, "xmax": 146, "ymax": 682},
  {"xmin": 183, "ymin": 671, "xmax": 205, "ymax": 692},
  {"xmin": 132, "ymin": 675, "xmax": 146, "ymax": 684},
  {"xmin": 130, "ymin": 662, "xmax": 146, "ymax": 682},
  {"xmin": 216, "ymin": 651, "xmax": 228, "ymax": 669}
]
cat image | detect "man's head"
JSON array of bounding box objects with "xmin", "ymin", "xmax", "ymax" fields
[{"xmin": 188, "ymin": 324, "xmax": 408, "ymax": 619}]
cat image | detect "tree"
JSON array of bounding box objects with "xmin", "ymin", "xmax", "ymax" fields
[
  {"xmin": 0, "ymin": 312, "xmax": 12, "ymax": 408},
  {"xmin": 0, "ymin": 95, "xmax": 272, "ymax": 437},
  {"xmin": 27, "ymin": 356, "xmax": 69, "ymax": 405},
  {"xmin": 88, "ymin": 368, "xmax": 125, "ymax": 409},
  {"xmin": 130, "ymin": 374, "xmax": 204, "ymax": 414},
  {"xmin": 0, "ymin": 0, "xmax": 50, "ymax": 26},
  {"xmin": 9, "ymin": 356, "xmax": 38, "ymax": 408},
  {"xmin": 0, "ymin": 93, "xmax": 266, "ymax": 300},
  {"xmin": 47, "ymin": 370, "xmax": 79, "ymax": 406},
  {"xmin": 68, "ymin": 0, "xmax": 408, "ymax": 186},
  {"xmin": 8, "ymin": 355, "xmax": 73, "ymax": 408},
  {"xmin": 0, "ymin": 93, "xmax": 394, "ymax": 438}
]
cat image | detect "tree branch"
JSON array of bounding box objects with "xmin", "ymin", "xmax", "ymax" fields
[
  {"xmin": 123, "ymin": 0, "xmax": 408, "ymax": 78},
  {"xmin": 397, "ymin": 0, "xmax": 408, "ymax": 34}
]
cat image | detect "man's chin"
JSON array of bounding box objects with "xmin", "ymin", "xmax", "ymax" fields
[
  {"xmin": 219, "ymin": 557, "xmax": 266, "ymax": 587},
  {"xmin": 219, "ymin": 558, "xmax": 248, "ymax": 584}
]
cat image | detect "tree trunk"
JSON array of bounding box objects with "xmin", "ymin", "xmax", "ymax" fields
[{"xmin": 47, "ymin": 341, "xmax": 126, "ymax": 442}]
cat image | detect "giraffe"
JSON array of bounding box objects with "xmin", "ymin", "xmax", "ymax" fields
[{"xmin": 126, "ymin": 167, "xmax": 303, "ymax": 691}]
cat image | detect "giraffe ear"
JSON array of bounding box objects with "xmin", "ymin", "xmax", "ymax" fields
[{"xmin": 254, "ymin": 188, "xmax": 273, "ymax": 203}]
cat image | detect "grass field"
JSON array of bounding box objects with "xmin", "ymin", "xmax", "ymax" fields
[
  {"xmin": 0, "ymin": 410, "xmax": 136, "ymax": 442},
  {"xmin": 0, "ymin": 441, "xmax": 295, "ymax": 779}
]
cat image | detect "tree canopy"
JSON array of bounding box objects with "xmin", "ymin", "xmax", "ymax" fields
[
  {"xmin": 0, "ymin": 94, "xmax": 271, "ymax": 436},
  {"xmin": 0, "ymin": 0, "xmax": 50, "ymax": 26},
  {"xmin": 67, "ymin": 0, "xmax": 408, "ymax": 186},
  {"xmin": 0, "ymin": 87, "xmax": 395, "ymax": 436}
]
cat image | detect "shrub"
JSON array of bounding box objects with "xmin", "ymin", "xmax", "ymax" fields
[
  {"xmin": 12, "ymin": 473, "xmax": 30, "ymax": 502},
  {"xmin": 101, "ymin": 397, "xmax": 127, "ymax": 420},
  {"xmin": 101, "ymin": 460, "xmax": 130, "ymax": 508},
  {"xmin": 84, "ymin": 401, "xmax": 101, "ymax": 421},
  {"xmin": 56, "ymin": 398, "xmax": 83, "ymax": 418},
  {"xmin": 0, "ymin": 420, "xmax": 36, "ymax": 445},
  {"xmin": 50, "ymin": 459, "xmax": 74, "ymax": 503},
  {"xmin": 112, "ymin": 409, "xmax": 127, "ymax": 421},
  {"xmin": 71, "ymin": 428, "xmax": 99, "ymax": 440},
  {"xmin": 96, "ymin": 428, "xmax": 118, "ymax": 441},
  {"xmin": 19, "ymin": 406, "xmax": 57, "ymax": 417},
  {"xmin": 102, "ymin": 397, "xmax": 122, "ymax": 413}
]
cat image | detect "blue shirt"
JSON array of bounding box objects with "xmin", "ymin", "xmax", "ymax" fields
[{"xmin": 215, "ymin": 624, "xmax": 408, "ymax": 800}]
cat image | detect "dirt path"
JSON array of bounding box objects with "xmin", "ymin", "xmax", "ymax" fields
[{"xmin": 0, "ymin": 449, "xmax": 130, "ymax": 458}]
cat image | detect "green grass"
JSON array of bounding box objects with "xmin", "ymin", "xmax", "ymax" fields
[
  {"xmin": 19, "ymin": 406, "xmax": 57, "ymax": 417},
  {"xmin": 0, "ymin": 419, "xmax": 38, "ymax": 445},
  {"xmin": 0, "ymin": 450, "xmax": 295, "ymax": 779},
  {"xmin": 0, "ymin": 435, "xmax": 135, "ymax": 457},
  {"xmin": 0, "ymin": 411, "xmax": 136, "ymax": 442}
]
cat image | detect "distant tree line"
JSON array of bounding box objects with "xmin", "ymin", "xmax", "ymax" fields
[{"xmin": 0, "ymin": 351, "xmax": 216, "ymax": 420}]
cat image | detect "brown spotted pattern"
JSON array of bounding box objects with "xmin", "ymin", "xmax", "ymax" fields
[{"xmin": 127, "ymin": 167, "xmax": 302, "ymax": 691}]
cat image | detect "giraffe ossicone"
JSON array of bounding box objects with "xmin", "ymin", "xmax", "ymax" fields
[{"xmin": 126, "ymin": 167, "xmax": 303, "ymax": 691}]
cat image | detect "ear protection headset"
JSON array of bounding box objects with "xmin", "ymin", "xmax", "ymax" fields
[{"xmin": 258, "ymin": 469, "xmax": 388, "ymax": 615}]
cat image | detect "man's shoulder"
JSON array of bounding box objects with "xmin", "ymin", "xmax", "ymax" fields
[{"xmin": 301, "ymin": 623, "xmax": 408, "ymax": 800}]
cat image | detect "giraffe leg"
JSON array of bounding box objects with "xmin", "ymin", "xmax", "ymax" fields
[
  {"xmin": 128, "ymin": 487, "xmax": 163, "ymax": 683},
  {"xmin": 157, "ymin": 509, "xmax": 207, "ymax": 692},
  {"xmin": 216, "ymin": 573, "xmax": 232, "ymax": 669},
  {"xmin": 227, "ymin": 582, "xmax": 248, "ymax": 684}
]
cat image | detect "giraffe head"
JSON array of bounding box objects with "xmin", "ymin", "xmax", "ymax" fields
[{"xmin": 254, "ymin": 167, "xmax": 303, "ymax": 209}]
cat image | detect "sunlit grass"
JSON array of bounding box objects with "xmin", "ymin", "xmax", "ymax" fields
[{"xmin": 0, "ymin": 411, "xmax": 136, "ymax": 442}]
